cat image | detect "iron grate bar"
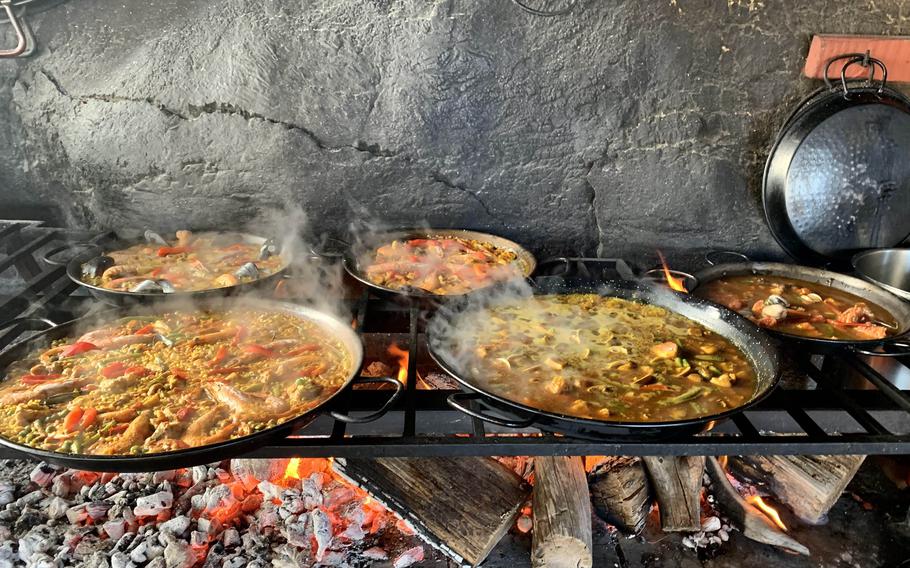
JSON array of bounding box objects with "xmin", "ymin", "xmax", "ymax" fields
[
  {"xmin": 730, "ymin": 414, "xmax": 761, "ymax": 440},
  {"xmin": 0, "ymin": 230, "xmax": 58, "ymax": 274},
  {"xmin": 784, "ymin": 406, "xmax": 829, "ymax": 439},
  {"xmin": 837, "ymin": 353, "xmax": 910, "ymax": 413},
  {"xmin": 402, "ymin": 303, "xmax": 419, "ymax": 437},
  {"xmin": 798, "ymin": 356, "xmax": 891, "ymax": 436}
]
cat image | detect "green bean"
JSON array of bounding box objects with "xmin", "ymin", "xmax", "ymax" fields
[
  {"xmin": 659, "ymin": 386, "xmax": 706, "ymax": 405},
  {"xmin": 694, "ymin": 354, "xmax": 725, "ymax": 362},
  {"xmin": 707, "ymin": 365, "xmax": 722, "ymax": 376}
]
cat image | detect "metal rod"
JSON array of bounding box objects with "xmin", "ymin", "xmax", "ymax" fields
[{"xmin": 837, "ymin": 353, "xmax": 910, "ymax": 413}]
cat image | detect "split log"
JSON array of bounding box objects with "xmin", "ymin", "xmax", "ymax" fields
[
  {"xmin": 588, "ymin": 457, "xmax": 650, "ymax": 534},
  {"xmin": 706, "ymin": 457, "xmax": 810, "ymax": 555},
  {"xmin": 642, "ymin": 456, "xmax": 705, "ymax": 532},
  {"xmin": 333, "ymin": 457, "xmax": 527, "ymax": 567},
  {"xmin": 532, "ymin": 457, "xmax": 593, "ymax": 568},
  {"xmin": 728, "ymin": 455, "xmax": 865, "ymax": 524}
]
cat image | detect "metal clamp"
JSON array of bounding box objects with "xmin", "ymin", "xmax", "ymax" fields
[
  {"xmin": 704, "ymin": 250, "xmax": 750, "ymax": 266},
  {"xmin": 824, "ymin": 52, "xmax": 888, "ymax": 98},
  {"xmin": 41, "ymin": 243, "xmax": 103, "ymax": 266},
  {"xmin": 329, "ymin": 376, "xmax": 403, "ymax": 424},
  {"xmin": 447, "ymin": 392, "xmax": 536, "ymax": 428},
  {"xmin": 308, "ymin": 236, "xmax": 349, "ymax": 260},
  {"xmin": 0, "ymin": 0, "xmax": 26, "ymax": 58},
  {"xmin": 851, "ymin": 341, "xmax": 910, "ymax": 358}
]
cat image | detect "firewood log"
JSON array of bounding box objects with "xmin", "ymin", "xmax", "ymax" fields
[
  {"xmin": 642, "ymin": 456, "xmax": 705, "ymax": 532},
  {"xmin": 588, "ymin": 456, "xmax": 650, "ymax": 534},
  {"xmin": 532, "ymin": 456, "xmax": 593, "ymax": 568}
]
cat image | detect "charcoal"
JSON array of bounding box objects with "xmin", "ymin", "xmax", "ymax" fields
[
  {"xmin": 47, "ymin": 497, "xmax": 69, "ymax": 521},
  {"xmin": 29, "ymin": 464, "xmax": 57, "ymax": 488},
  {"xmin": 87, "ymin": 500, "xmax": 112, "ymax": 521},
  {"xmin": 153, "ymin": 471, "xmax": 177, "ymax": 484},
  {"xmin": 27, "ymin": 552, "xmax": 55, "ymax": 568},
  {"xmin": 147, "ymin": 558, "xmax": 167, "ymax": 568},
  {"xmin": 257, "ymin": 480, "xmax": 282, "ymax": 501},
  {"xmin": 363, "ymin": 547, "xmax": 388, "ymax": 560},
  {"xmin": 163, "ymin": 540, "xmax": 195, "ymax": 568},
  {"xmin": 311, "ymin": 508, "xmax": 333, "ymax": 561},
  {"xmin": 50, "ymin": 475, "xmax": 71, "ymax": 498},
  {"xmin": 281, "ymin": 521, "xmax": 311, "ymax": 549},
  {"xmin": 0, "ymin": 486, "xmax": 15, "ymax": 507},
  {"xmin": 702, "ymin": 516, "xmax": 722, "ymax": 532},
  {"xmin": 103, "ymin": 520, "xmax": 127, "ymax": 541},
  {"xmin": 16, "ymin": 491, "xmax": 43, "ymax": 508},
  {"xmin": 192, "ymin": 466, "xmax": 209, "ymax": 484},
  {"xmin": 129, "ymin": 541, "xmax": 148, "ymax": 563},
  {"xmin": 65, "ymin": 504, "xmax": 88, "ymax": 524},
  {"xmin": 134, "ymin": 491, "xmax": 174, "ymax": 517},
  {"xmin": 110, "ymin": 551, "xmax": 134, "ymax": 568},
  {"xmin": 14, "ymin": 507, "xmax": 44, "ymax": 533},
  {"xmin": 222, "ymin": 558, "xmax": 246, "ymax": 568},
  {"xmin": 160, "ymin": 515, "xmax": 190, "ymax": 536},
  {"xmin": 84, "ymin": 551, "xmax": 112, "ymax": 568},
  {"xmin": 113, "ymin": 532, "xmax": 136, "ymax": 552},
  {"xmin": 221, "ymin": 528, "xmax": 240, "ymax": 548},
  {"xmin": 190, "ymin": 530, "xmax": 208, "ymax": 548}
]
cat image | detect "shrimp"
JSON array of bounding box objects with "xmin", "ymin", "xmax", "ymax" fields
[
  {"xmin": 205, "ymin": 382, "xmax": 290, "ymax": 421},
  {"xmin": 101, "ymin": 265, "xmax": 143, "ymax": 281},
  {"xmin": 182, "ymin": 407, "xmax": 235, "ymax": 446},
  {"xmin": 175, "ymin": 230, "xmax": 194, "ymax": 247},
  {"xmin": 836, "ymin": 303, "xmax": 876, "ymax": 324},
  {"xmin": 75, "ymin": 330, "xmax": 156, "ymax": 350},
  {"xmin": 0, "ymin": 376, "xmax": 93, "ymax": 405}
]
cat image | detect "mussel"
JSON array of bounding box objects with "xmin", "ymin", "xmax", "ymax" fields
[
  {"xmin": 764, "ymin": 294, "xmax": 789, "ymax": 307},
  {"xmin": 81, "ymin": 256, "xmax": 115, "ymax": 279},
  {"xmin": 259, "ymin": 239, "xmax": 278, "ymax": 260},
  {"xmin": 144, "ymin": 231, "xmax": 167, "ymax": 245},
  {"xmin": 234, "ymin": 262, "xmax": 260, "ymax": 279},
  {"xmin": 131, "ymin": 279, "xmax": 176, "ymax": 294}
]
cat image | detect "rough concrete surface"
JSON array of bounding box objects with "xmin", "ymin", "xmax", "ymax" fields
[{"xmin": 0, "ymin": 0, "xmax": 908, "ymax": 259}]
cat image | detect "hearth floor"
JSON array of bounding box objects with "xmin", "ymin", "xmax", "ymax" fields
[{"xmin": 0, "ymin": 460, "xmax": 907, "ymax": 567}]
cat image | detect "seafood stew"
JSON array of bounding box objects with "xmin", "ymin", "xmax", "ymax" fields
[
  {"xmin": 696, "ymin": 274, "xmax": 898, "ymax": 341},
  {"xmin": 80, "ymin": 231, "xmax": 286, "ymax": 293},
  {"xmin": 361, "ymin": 235, "xmax": 528, "ymax": 295},
  {"xmin": 0, "ymin": 307, "xmax": 354, "ymax": 456},
  {"xmin": 434, "ymin": 294, "xmax": 758, "ymax": 423}
]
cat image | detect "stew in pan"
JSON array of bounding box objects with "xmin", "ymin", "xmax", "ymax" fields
[
  {"xmin": 80, "ymin": 231, "xmax": 285, "ymax": 293},
  {"xmin": 696, "ymin": 275, "xmax": 898, "ymax": 340},
  {"xmin": 0, "ymin": 309, "xmax": 352, "ymax": 455},
  {"xmin": 363, "ymin": 235, "xmax": 526, "ymax": 295},
  {"xmin": 439, "ymin": 294, "xmax": 757, "ymax": 422}
]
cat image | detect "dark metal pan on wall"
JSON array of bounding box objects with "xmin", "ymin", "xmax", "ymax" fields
[
  {"xmin": 763, "ymin": 54, "xmax": 910, "ymax": 267},
  {"xmin": 693, "ymin": 252, "xmax": 910, "ymax": 356},
  {"xmin": 0, "ymin": 298, "xmax": 401, "ymax": 472},
  {"xmin": 426, "ymin": 278, "xmax": 781, "ymax": 440},
  {"xmin": 43, "ymin": 231, "xmax": 291, "ymax": 306},
  {"xmin": 318, "ymin": 228, "xmax": 536, "ymax": 303}
]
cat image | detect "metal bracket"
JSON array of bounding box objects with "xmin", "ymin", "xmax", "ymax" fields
[{"xmin": 0, "ymin": 0, "xmax": 26, "ymax": 58}]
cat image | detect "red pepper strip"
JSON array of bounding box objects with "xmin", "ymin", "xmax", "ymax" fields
[
  {"xmin": 80, "ymin": 408, "xmax": 98, "ymax": 429},
  {"xmin": 64, "ymin": 407, "xmax": 84, "ymax": 433},
  {"xmin": 170, "ymin": 368, "xmax": 189, "ymax": 381},
  {"xmin": 100, "ymin": 362, "xmax": 129, "ymax": 378},
  {"xmin": 109, "ymin": 424, "xmax": 129, "ymax": 434},
  {"xmin": 208, "ymin": 346, "xmax": 229, "ymax": 366},
  {"xmin": 125, "ymin": 366, "xmax": 152, "ymax": 377},
  {"xmin": 157, "ymin": 246, "xmax": 190, "ymax": 257},
  {"xmin": 242, "ymin": 344, "xmax": 275, "ymax": 358},
  {"xmin": 218, "ymin": 243, "xmax": 247, "ymax": 252},
  {"xmin": 299, "ymin": 363, "xmax": 326, "ymax": 377},
  {"xmin": 61, "ymin": 342, "xmax": 98, "ymax": 358},
  {"xmin": 135, "ymin": 324, "xmax": 156, "ymax": 335},
  {"xmin": 176, "ymin": 406, "xmax": 193, "ymax": 421},
  {"xmin": 20, "ymin": 373, "xmax": 63, "ymax": 384},
  {"xmin": 149, "ymin": 267, "xmax": 164, "ymax": 278},
  {"xmin": 209, "ymin": 366, "xmax": 249, "ymax": 375},
  {"xmin": 641, "ymin": 384, "xmax": 673, "ymax": 392},
  {"xmin": 287, "ymin": 344, "xmax": 321, "ymax": 356},
  {"xmin": 407, "ymin": 239, "xmax": 431, "ymax": 247}
]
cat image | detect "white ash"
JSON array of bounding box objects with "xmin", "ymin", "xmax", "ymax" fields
[{"xmin": 0, "ymin": 459, "xmax": 427, "ymax": 567}]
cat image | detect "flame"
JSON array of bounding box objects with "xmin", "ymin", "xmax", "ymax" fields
[
  {"xmin": 387, "ymin": 343, "xmax": 409, "ymax": 383},
  {"xmin": 718, "ymin": 455, "xmax": 729, "ymax": 469},
  {"xmin": 584, "ymin": 456, "xmax": 608, "ymax": 472},
  {"xmin": 285, "ymin": 457, "xmax": 302, "ymax": 480},
  {"xmin": 748, "ymin": 495, "xmax": 787, "ymax": 531},
  {"xmin": 657, "ymin": 250, "xmax": 688, "ymax": 292}
]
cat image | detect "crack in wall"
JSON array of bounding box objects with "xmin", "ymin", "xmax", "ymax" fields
[
  {"xmin": 430, "ymin": 172, "xmax": 503, "ymax": 223},
  {"xmin": 36, "ymin": 70, "xmax": 399, "ymax": 159},
  {"xmin": 583, "ymin": 163, "xmax": 604, "ymax": 257}
]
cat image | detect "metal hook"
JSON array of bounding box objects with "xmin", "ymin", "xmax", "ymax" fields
[
  {"xmin": 0, "ymin": 0, "xmax": 27, "ymax": 58},
  {"xmin": 824, "ymin": 52, "xmax": 888, "ymax": 99}
]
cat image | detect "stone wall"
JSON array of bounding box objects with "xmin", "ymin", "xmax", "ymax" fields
[{"xmin": 0, "ymin": 0, "xmax": 906, "ymax": 259}]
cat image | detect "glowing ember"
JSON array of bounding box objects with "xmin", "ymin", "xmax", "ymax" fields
[
  {"xmin": 387, "ymin": 343, "xmax": 409, "ymax": 383},
  {"xmin": 284, "ymin": 457, "xmax": 302, "ymax": 480},
  {"xmin": 657, "ymin": 250, "xmax": 688, "ymax": 292},
  {"xmin": 584, "ymin": 456, "xmax": 608, "ymax": 472},
  {"xmin": 748, "ymin": 495, "xmax": 788, "ymax": 531}
]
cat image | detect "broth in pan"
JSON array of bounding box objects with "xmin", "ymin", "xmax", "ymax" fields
[
  {"xmin": 697, "ymin": 275, "xmax": 898, "ymax": 341},
  {"xmin": 439, "ymin": 294, "xmax": 757, "ymax": 422}
]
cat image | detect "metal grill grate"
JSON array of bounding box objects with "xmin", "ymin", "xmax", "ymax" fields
[{"xmin": 0, "ymin": 221, "xmax": 909, "ymax": 459}]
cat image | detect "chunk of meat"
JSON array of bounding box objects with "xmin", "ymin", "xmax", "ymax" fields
[
  {"xmin": 836, "ymin": 303, "xmax": 875, "ymax": 324},
  {"xmin": 91, "ymin": 411, "xmax": 153, "ymax": 455},
  {"xmin": 650, "ymin": 341, "xmax": 678, "ymax": 359},
  {"xmin": 182, "ymin": 407, "xmax": 236, "ymax": 446},
  {"xmin": 205, "ymin": 382, "xmax": 290, "ymax": 421},
  {"xmin": 851, "ymin": 323, "xmax": 888, "ymax": 340}
]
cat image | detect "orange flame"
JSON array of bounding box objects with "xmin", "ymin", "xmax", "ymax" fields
[
  {"xmin": 584, "ymin": 456, "xmax": 608, "ymax": 472},
  {"xmin": 748, "ymin": 495, "xmax": 788, "ymax": 531},
  {"xmin": 387, "ymin": 343, "xmax": 409, "ymax": 383},
  {"xmin": 657, "ymin": 250, "xmax": 688, "ymax": 292}
]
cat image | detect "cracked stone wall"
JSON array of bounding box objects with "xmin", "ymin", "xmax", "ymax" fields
[{"xmin": 0, "ymin": 0, "xmax": 906, "ymax": 259}]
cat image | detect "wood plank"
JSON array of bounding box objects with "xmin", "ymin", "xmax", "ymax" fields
[
  {"xmin": 804, "ymin": 35, "xmax": 910, "ymax": 83},
  {"xmin": 334, "ymin": 457, "xmax": 528, "ymax": 567}
]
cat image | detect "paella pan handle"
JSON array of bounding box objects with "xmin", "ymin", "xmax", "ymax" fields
[
  {"xmin": 850, "ymin": 341, "xmax": 910, "ymax": 358},
  {"xmin": 41, "ymin": 243, "xmax": 103, "ymax": 266},
  {"xmin": 329, "ymin": 376, "xmax": 403, "ymax": 423},
  {"xmin": 823, "ymin": 52, "xmax": 889, "ymax": 97},
  {"xmin": 446, "ymin": 392, "xmax": 536, "ymax": 428},
  {"xmin": 309, "ymin": 236, "xmax": 350, "ymax": 260},
  {"xmin": 0, "ymin": 1, "xmax": 27, "ymax": 58},
  {"xmin": 0, "ymin": 316, "xmax": 57, "ymax": 332},
  {"xmin": 704, "ymin": 250, "xmax": 750, "ymax": 266}
]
